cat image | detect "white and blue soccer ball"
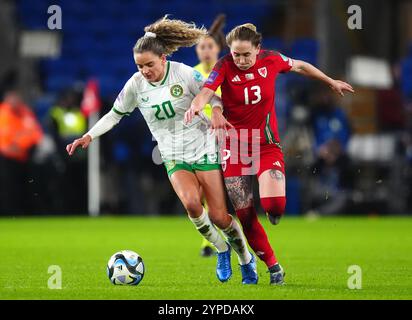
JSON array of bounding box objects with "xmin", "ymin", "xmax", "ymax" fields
[{"xmin": 107, "ymin": 250, "xmax": 145, "ymax": 285}]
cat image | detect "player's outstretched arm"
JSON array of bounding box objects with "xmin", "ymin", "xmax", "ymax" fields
[
  {"xmin": 291, "ymin": 60, "xmax": 355, "ymax": 97},
  {"xmin": 66, "ymin": 110, "xmax": 122, "ymax": 156},
  {"xmin": 211, "ymin": 107, "xmax": 233, "ymax": 130},
  {"xmin": 210, "ymin": 106, "xmax": 233, "ymax": 146},
  {"xmin": 66, "ymin": 134, "xmax": 92, "ymax": 155},
  {"xmin": 184, "ymin": 87, "xmax": 216, "ymax": 124}
]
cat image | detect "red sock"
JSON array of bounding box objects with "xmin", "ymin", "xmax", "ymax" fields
[
  {"xmin": 236, "ymin": 206, "xmax": 277, "ymax": 267},
  {"xmin": 261, "ymin": 196, "xmax": 286, "ymax": 217}
]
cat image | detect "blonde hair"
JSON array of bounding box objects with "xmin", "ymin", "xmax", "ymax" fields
[
  {"xmin": 133, "ymin": 15, "xmax": 207, "ymax": 56},
  {"xmin": 226, "ymin": 23, "xmax": 262, "ymax": 47}
]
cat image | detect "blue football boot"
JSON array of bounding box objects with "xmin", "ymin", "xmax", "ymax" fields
[
  {"xmin": 240, "ymin": 253, "xmax": 258, "ymax": 284},
  {"xmin": 216, "ymin": 244, "xmax": 232, "ymax": 282}
]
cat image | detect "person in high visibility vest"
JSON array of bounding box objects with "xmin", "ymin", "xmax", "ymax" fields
[
  {"xmin": 0, "ymin": 91, "xmax": 43, "ymax": 215},
  {"xmin": 49, "ymin": 90, "xmax": 87, "ymax": 155},
  {"xmin": 194, "ymin": 14, "xmax": 226, "ymax": 119},
  {"xmin": 49, "ymin": 90, "xmax": 88, "ymax": 214},
  {"xmin": 193, "ymin": 14, "xmax": 227, "ymax": 257}
]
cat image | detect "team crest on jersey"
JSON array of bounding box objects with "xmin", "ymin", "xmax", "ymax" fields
[
  {"xmin": 258, "ymin": 67, "xmax": 267, "ymax": 78},
  {"xmin": 170, "ymin": 84, "xmax": 184, "ymax": 98}
]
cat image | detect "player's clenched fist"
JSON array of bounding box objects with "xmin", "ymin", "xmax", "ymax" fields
[{"xmin": 66, "ymin": 134, "xmax": 92, "ymax": 156}]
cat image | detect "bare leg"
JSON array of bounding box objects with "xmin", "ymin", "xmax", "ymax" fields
[
  {"xmin": 258, "ymin": 169, "xmax": 287, "ymax": 224},
  {"xmin": 196, "ymin": 170, "xmax": 251, "ymax": 265},
  {"xmin": 169, "ymin": 170, "xmax": 228, "ymax": 252}
]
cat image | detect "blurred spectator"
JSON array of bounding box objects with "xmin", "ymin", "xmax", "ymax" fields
[
  {"xmin": 0, "ymin": 91, "xmax": 43, "ymax": 215},
  {"xmin": 99, "ymin": 96, "xmax": 178, "ymax": 215},
  {"xmin": 306, "ymin": 86, "xmax": 353, "ymax": 216},
  {"xmin": 48, "ymin": 90, "xmax": 88, "ymax": 214}
]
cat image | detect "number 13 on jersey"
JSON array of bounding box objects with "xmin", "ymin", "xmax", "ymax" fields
[{"xmin": 244, "ymin": 85, "xmax": 262, "ymax": 105}]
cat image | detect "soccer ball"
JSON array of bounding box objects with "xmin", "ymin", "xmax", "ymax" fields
[{"xmin": 107, "ymin": 250, "xmax": 145, "ymax": 285}]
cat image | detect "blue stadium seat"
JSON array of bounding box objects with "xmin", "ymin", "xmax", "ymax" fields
[
  {"xmin": 262, "ymin": 37, "xmax": 285, "ymax": 52},
  {"xmin": 42, "ymin": 58, "xmax": 81, "ymax": 78},
  {"xmin": 60, "ymin": 1, "xmax": 91, "ymax": 17},
  {"xmin": 172, "ymin": 48, "xmax": 198, "ymax": 66},
  {"xmin": 16, "ymin": 0, "xmax": 279, "ymax": 97},
  {"xmin": 408, "ymin": 42, "xmax": 412, "ymax": 58},
  {"xmin": 97, "ymin": 75, "xmax": 123, "ymax": 98},
  {"xmin": 289, "ymin": 38, "xmax": 319, "ymax": 66},
  {"xmin": 401, "ymin": 58, "xmax": 412, "ymax": 98},
  {"xmin": 45, "ymin": 74, "xmax": 77, "ymax": 93}
]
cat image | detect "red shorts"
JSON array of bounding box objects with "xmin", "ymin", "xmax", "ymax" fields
[{"xmin": 221, "ymin": 143, "xmax": 285, "ymax": 178}]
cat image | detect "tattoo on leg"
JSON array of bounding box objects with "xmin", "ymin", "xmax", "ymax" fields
[
  {"xmin": 224, "ymin": 176, "xmax": 253, "ymax": 210},
  {"xmin": 269, "ymin": 169, "xmax": 284, "ymax": 181}
]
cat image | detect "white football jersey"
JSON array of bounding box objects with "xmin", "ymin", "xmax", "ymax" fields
[{"xmin": 112, "ymin": 61, "xmax": 219, "ymax": 163}]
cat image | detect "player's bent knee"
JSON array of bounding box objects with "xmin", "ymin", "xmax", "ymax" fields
[
  {"xmin": 260, "ymin": 197, "xmax": 286, "ymax": 216},
  {"xmin": 180, "ymin": 195, "xmax": 202, "ymax": 216},
  {"xmin": 208, "ymin": 211, "xmax": 231, "ymax": 229}
]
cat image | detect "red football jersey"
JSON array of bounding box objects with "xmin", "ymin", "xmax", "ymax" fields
[{"xmin": 204, "ymin": 50, "xmax": 293, "ymax": 147}]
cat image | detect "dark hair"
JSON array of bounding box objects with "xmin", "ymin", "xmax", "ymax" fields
[
  {"xmin": 207, "ymin": 14, "xmax": 227, "ymax": 51},
  {"xmin": 133, "ymin": 15, "xmax": 207, "ymax": 56},
  {"xmin": 226, "ymin": 23, "xmax": 262, "ymax": 47}
]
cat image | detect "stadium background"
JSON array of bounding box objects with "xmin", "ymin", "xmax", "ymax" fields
[
  {"xmin": 1, "ymin": 0, "xmax": 412, "ymax": 217},
  {"xmin": 1, "ymin": 0, "xmax": 412, "ymax": 301}
]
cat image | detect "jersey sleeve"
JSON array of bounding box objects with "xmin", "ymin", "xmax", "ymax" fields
[
  {"xmin": 179, "ymin": 63, "xmax": 223, "ymax": 112},
  {"xmin": 179, "ymin": 63, "xmax": 206, "ymax": 95},
  {"xmin": 202, "ymin": 57, "xmax": 227, "ymax": 92},
  {"xmin": 274, "ymin": 52, "xmax": 294, "ymax": 73},
  {"xmin": 86, "ymin": 110, "xmax": 122, "ymax": 140},
  {"xmin": 112, "ymin": 75, "xmax": 138, "ymax": 116}
]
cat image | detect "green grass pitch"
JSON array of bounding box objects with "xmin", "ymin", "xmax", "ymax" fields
[{"xmin": 0, "ymin": 215, "xmax": 411, "ymax": 300}]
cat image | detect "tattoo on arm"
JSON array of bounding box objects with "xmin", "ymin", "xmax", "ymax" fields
[
  {"xmin": 269, "ymin": 169, "xmax": 285, "ymax": 181},
  {"xmin": 224, "ymin": 176, "xmax": 253, "ymax": 210}
]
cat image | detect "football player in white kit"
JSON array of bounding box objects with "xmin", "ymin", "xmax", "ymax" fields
[{"xmin": 66, "ymin": 16, "xmax": 258, "ymax": 284}]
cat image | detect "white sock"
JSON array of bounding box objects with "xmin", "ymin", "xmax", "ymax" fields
[
  {"xmin": 222, "ymin": 216, "xmax": 252, "ymax": 265},
  {"xmin": 189, "ymin": 208, "xmax": 228, "ymax": 253}
]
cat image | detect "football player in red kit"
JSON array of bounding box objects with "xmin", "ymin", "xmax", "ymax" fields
[{"xmin": 185, "ymin": 23, "xmax": 354, "ymax": 285}]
